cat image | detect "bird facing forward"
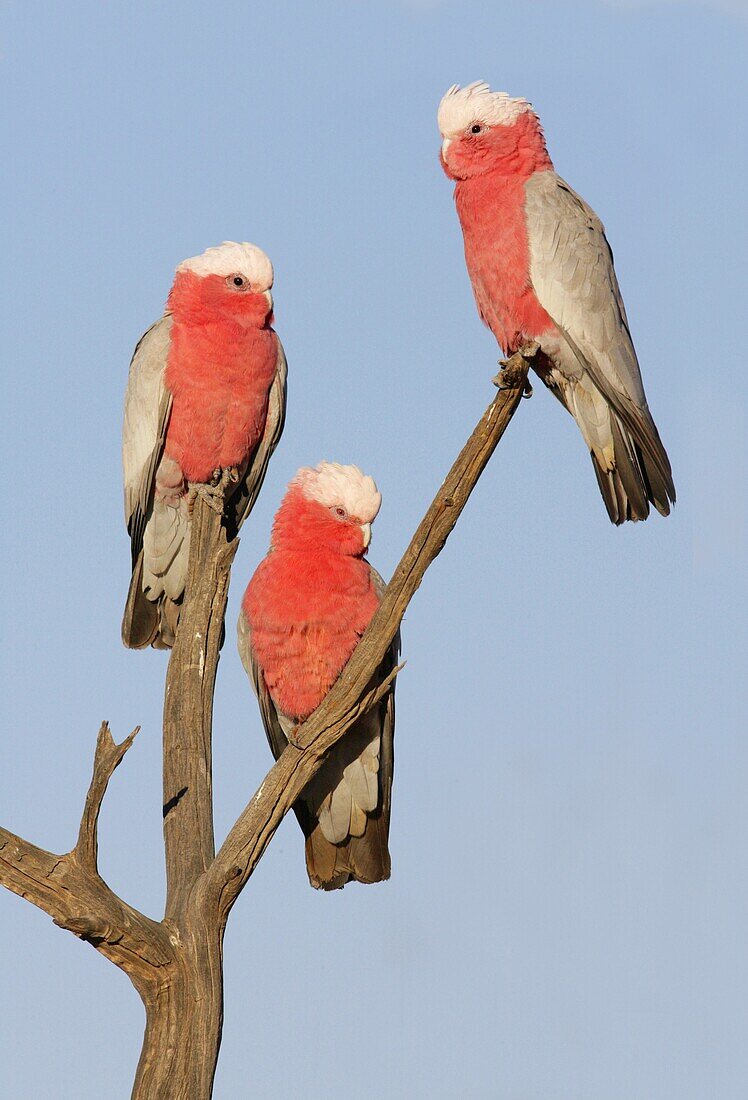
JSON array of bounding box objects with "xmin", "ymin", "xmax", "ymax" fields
[
  {"xmin": 438, "ymin": 81, "xmax": 675, "ymax": 524},
  {"xmin": 238, "ymin": 462, "xmax": 399, "ymax": 891},
  {"xmin": 122, "ymin": 241, "xmax": 287, "ymax": 649}
]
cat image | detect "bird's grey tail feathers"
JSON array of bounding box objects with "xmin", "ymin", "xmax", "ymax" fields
[
  {"xmin": 294, "ymin": 716, "xmax": 392, "ymax": 891},
  {"xmin": 304, "ymin": 812, "xmax": 391, "ymax": 891},
  {"xmin": 121, "ymin": 553, "xmax": 158, "ymax": 648},
  {"xmin": 592, "ymin": 408, "xmax": 675, "ymax": 525},
  {"xmin": 121, "ymin": 551, "xmax": 180, "ymax": 649}
]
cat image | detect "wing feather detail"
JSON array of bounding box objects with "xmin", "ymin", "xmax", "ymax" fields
[
  {"xmin": 122, "ymin": 315, "xmax": 173, "ymax": 565},
  {"xmin": 524, "ymin": 170, "xmax": 674, "ymax": 517}
]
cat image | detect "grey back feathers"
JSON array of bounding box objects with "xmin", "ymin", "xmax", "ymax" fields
[{"xmin": 524, "ymin": 170, "xmax": 675, "ymax": 523}]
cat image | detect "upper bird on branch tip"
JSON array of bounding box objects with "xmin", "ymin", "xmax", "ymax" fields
[{"xmin": 438, "ymin": 80, "xmax": 675, "ymax": 525}]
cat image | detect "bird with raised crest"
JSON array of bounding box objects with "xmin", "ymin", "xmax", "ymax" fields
[
  {"xmin": 122, "ymin": 241, "xmax": 287, "ymax": 649},
  {"xmin": 438, "ymin": 81, "xmax": 675, "ymax": 524},
  {"xmin": 237, "ymin": 462, "xmax": 399, "ymax": 890}
]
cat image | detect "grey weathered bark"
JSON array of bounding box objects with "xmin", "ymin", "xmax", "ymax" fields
[{"xmin": 0, "ymin": 347, "xmax": 534, "ymax": 1098}]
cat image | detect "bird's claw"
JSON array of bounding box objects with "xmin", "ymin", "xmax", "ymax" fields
[
  {"xmin": 186, "ymin": 468, "xmax": 240, "ymax": 516},
  {"xmin": 492, "ymin": 365, "xmax": 517, "ymax": 390},
  {"xmin": 211, "ymin": 466, "xmax": 240, "ymax": 488},
  {"xmin": 287, "ymin": 725, "xmax": 304, "ymax": 750},
  {"xmin": 492, "ymin": 346, "xmax": 538, "ymax": 394},
  {"xmin": 186, "ymin": 482, "xmax": 226, "ymax": 516}
]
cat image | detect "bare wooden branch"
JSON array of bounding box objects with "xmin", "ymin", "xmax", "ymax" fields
[
  {"xmin": 204, "ymin": 346, "xmax": 534, "ymax": 920},
  {"xmin": 0, "ymin": 728, "xmax": 173, "ymax": 998},
  {"xmin": 1, "ymin": 347, "xmax": 532, "ymax": 1099},
  {"xmin": 126, "ymin": 494, "xmax": 240, "ymax": 1098},
  {"xmin": 162, "ymin": 495, "xmax": 238, "ymax": 922},
  {"xmin": 129, "ymin": 350, "xmax": 531, "ymax": 1096},
  {"xmin": 75, "ymin": 720, "xmax": 140, "ymax": 872}
]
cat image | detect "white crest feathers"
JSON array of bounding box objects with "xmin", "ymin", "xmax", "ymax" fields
[
  {"xmin": 437, "ymin": 81, "xmax": 532, "ymax": 137},
  {"xmin": 294, "ymin": 462, "xmax": 382, "ymax": 524},
  {"xmin": 177, "ymin": 241, "xmax": 273, "ymax": 289}
]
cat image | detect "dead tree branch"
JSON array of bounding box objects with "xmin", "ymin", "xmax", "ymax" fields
[
  {"xmin": 162, "ymin": 495, "xmax": 238, "ymax": 923},
  {"xmin": 0, "ymin": 345, "xmax": 533, "ymax": 1099},
  {"xmin": 76, "ymin": 721, "xmax": 140, "ymax": 872},
  {"xmin": 0, "ymin": 723, "xmax": 173, "ymax": 997},
  {"xmin": 203, "ymin": 345, "xmax": 535, "ymax": 921}
]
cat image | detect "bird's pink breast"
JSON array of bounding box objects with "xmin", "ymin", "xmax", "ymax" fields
[
  {"xmin": 455, "ymin": 172, "xmax": 555, "ymax": 353},
  {"xmin": 244, "ymin": 549, "xmax": 380, "ymax": 722},
  {"xmin": 164, "ymin": 320, "xmax": 278, "ymax": 483}
]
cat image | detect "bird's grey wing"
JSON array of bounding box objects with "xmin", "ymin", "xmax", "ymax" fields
[
  {"xmin": 368, "ymin": 566, "xmax": 398, "ymax": 832},
  {"xmin": 322, "ymin": 565, "xmax": 399, "ymax": 839},
  {"xmin": 236, "ymin": 605, "xmax": 289, "ymax": 762},
  {"xmin": 525, "ymin": 172, "xmax": 646, "ymax": 406},
  {"xmin": 303, "ymin": 564, "xmax": 399, "ymax": 889},
  {"xmin": 524, "ymin": 171, "xmax": 674, "ymax": 508},
  {"xmin": 122, "ymin": 315, "xmax": 173, "ymax": 565},
  {"xmin": 229, "ymin": 337, "xmax": 287, "ymax": 534}
]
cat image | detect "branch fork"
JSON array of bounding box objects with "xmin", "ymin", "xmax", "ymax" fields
[{"xmin": 0, "ymin": 348, "xmax": 532, "ymax": 1098}]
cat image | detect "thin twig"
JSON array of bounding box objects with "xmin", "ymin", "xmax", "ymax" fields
[
  {"xmin": 75, "ymin": 721, "xmax": 140, "ymax": 872},
  {"xmin": 0, "ymin": 726, "xmax": 171, "ymax": 988}
]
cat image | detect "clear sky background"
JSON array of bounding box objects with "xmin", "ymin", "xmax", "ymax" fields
[{"xmin": 1, "ymin": 1, "xmax": 746, "ymax": 1097}]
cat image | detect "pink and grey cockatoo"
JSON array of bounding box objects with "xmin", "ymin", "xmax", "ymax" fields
[
  {"xmin": 122, "ymin": 242, "xmax": 287, "ymax": 648},
  {"xmin": 438, "ymin": 82, "xmax": 675, "ymax": 524},
  {"xmin": 237, "ymin": 462, "xmax": 398, "ymax": 890}
]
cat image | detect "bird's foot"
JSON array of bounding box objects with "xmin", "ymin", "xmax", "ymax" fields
[
  {"xmin": 210, "ymin": 466, "xmax": 240, "ymax": 489},
  {"xmin": 186, "ymin": 481, "xmax": 226, "ymax": 516},
  {"xmin": 287, "ymin": 724, "xmax": 304, "ymax": 750},
  {"xmin": 186, "ymin": 468, "xmax": 240, "ymax": 516},
  {"xmin": 492, "ymin": 343, "xmax": 539, "ymax": 394},
  {"xmin": 492, "ymin": 363, "xmax": 521, "ymax": 391}
]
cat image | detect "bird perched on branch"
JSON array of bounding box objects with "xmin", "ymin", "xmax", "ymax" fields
[
  {"xmin": 122, "ymin": 241, "xmax": 287, "ymax": 648},
  {"xmin": 238, "ymin": 462, "xmax": 399, "ymax": 890},
  {"xmin": 438, "ymin": 81, "xmax": 674, "ymax": 524}
]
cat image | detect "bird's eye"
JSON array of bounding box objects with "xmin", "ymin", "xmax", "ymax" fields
[
  {"xmin": 227, "ymin": 273, "xmax": 250, "ymax": 290},
  {"xmin": 470, "ymin": 124, "xmax": 484, "ymax": 135},
  {"xmin": 332, "ymin": 505, "xmax": 348, "ymax": 520}
]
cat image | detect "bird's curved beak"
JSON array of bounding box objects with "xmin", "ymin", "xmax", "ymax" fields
[
  {"xmin": 263, "ymin": 289, "xmax": 273, "ymax": 311},
  {"xmin": 360, "ymin": 522, "xmax": 372, "ymax": 549},
  {"xmin": 441, "ymin": 137, "xmax": 452, "ymax": 160}
]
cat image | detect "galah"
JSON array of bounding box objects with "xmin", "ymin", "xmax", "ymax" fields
[
  {"xmin": 122, "ymin": 241, "xmax": 287, "ymax": 649},
  {"xmin": 438, "ymin": 81, "xmax": 675, "ymax": 524},
  {"xmin": 237, "ymin": 462, "xmax": 398, "ymax": 890}
]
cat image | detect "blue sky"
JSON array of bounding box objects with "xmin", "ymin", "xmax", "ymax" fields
[{"xmin": 1, "ymin": 1, "xmax": 746, "ymax": 1096}]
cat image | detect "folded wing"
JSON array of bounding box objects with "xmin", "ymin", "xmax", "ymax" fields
[
  {"xmin": 237, "ymin": 566, "xmax": 398, "ymax": 890},
  {"xmin": 524, "ymin": 171, "xmax": 675, "ymax": 522},
  {"xmin": 121, "ymin": 316, "xmax": 177, "ymax": 647}
]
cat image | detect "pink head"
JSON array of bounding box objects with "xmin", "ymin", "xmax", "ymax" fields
[
  {"xmin": 167, "ymin": 241, "xmax": 275, "ymax": 327},
  {"xmin": 437, "ymin": 81, "xmax": 551, "ymax": 181},
  {"xmin": 271, "ymin": 462, "xmax": 382, "ymax": 558}
]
